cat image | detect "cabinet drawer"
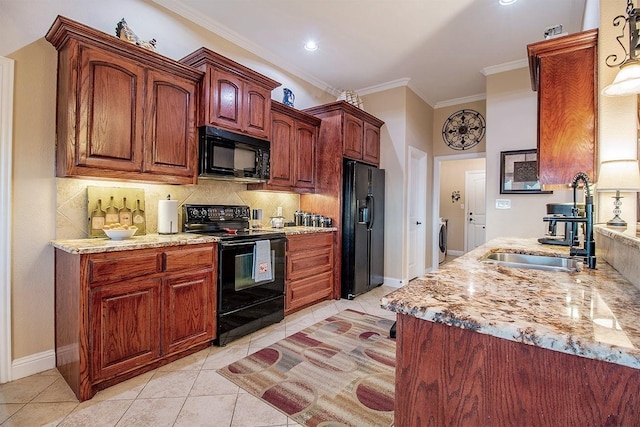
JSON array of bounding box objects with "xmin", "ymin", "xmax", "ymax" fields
[
  {"xmin": 287, "ymin": 271, "xmax": 333, "ymax": 312},
  {"xmin": 287, "ymin": 246, "xmax": 333, "ymax": 281},
  {"xmin": 287, "ymin": 232, "xmax": 332, "ymax": 252},
  {"xmin": 164, "ymin": 245, "xmax": 214, "ymax": 273},
  {"xmin": 89, "ymin": 252, "xmax": 161, "ymax": 285}
]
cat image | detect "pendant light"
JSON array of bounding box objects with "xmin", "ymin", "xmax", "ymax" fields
[{"xmin": 603, "ymin": 0, "xmax": 640, "ymax": 96}]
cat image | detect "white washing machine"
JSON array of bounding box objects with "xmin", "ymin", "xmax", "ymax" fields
[{"xmin": 438, "ymin": 218, "xmax": 448, "ymax": 264}]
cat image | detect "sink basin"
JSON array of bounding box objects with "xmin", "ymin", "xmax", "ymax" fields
[{"xmin": 481, "ymin": 252, "xmax": 580, "ymax": 273}]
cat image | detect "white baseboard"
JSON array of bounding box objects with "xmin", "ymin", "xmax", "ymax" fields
[
  {"xmin": 11, "ymin": 349, "xmax": 55, "ymax": 381},
  {"xmin": 447, "ymin": 249, "xmax": 464, "ymax": 256},
  {"xmin": 382, "ymin": 277, "xmax": 404, "ymax": 288}
]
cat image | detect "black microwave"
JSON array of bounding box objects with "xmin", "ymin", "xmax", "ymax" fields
[{"xmin": 198, "ymin": 126, "xmax": 270, "ymax": 182}]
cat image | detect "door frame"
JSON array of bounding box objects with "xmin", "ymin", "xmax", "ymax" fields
[
  {"xmin": 1, "ymin": 57, "xmax": 14, "ymax": 383},
  {"xmin": 432, "ymin": 152, "xmax": 485, "ymax": 270},
  {"xmin": 407, "ymin": 146, "xmax": 427, "ymax": 280}
]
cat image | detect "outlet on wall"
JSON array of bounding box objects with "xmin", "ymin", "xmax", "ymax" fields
[{"xmin": 496, "ymin": 199, "xmax": 511, "ymax": 209}]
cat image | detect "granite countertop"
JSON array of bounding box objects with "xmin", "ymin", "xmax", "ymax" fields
[
  {"xmin": 51, "ymin": 227, "xmax": 335, "ymax": 254},
  {"xmin": 275, "ymin": 226, "xmax": 337, "ymax": 235},
  {"xmin": 51, "ymin": 233, "xmax": 219, "ymax": 254},
  {"xmin": 381, "ymin": 237, "xmax": 640, "ymax": 370}
]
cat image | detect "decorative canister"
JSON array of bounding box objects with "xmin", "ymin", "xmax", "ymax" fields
[
  {"xmin": 283, "ymin": 88, "xmax": 295, "ymax": 107},
  {"xmin": 294, "ymin": 210, "xmax": 304, "ymax": 226},
  {"xmin": 311, "ymin": 215, "xmax": 320, "ymax": 227},
  {"xmin": 302, "ymin": 212, "xmax": 311, "ymax": 226}
]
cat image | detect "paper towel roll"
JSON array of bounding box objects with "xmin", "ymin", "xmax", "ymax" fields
[{"xmin": 158, "ymin": 199, "xmax": 179, "ymax": 234}]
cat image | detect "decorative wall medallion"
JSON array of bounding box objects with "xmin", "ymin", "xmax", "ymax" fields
[{"xmin": 442, "ymin": 109, "xmax": 486, "ymax": 150}]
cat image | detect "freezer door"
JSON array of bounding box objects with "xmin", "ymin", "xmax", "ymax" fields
[
  {"xmin": 368, "ymin": 166, "xmax": 385, "ymax": 287},
  {"xmin": 352, "ymin": 162, "xmax": 372, "ymax": 296}
]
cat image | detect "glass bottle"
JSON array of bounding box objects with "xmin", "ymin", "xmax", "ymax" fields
[
  {"xmin": 132, "ymin": 199, "xmax": 146, "ymax": 234},
  {"xmin": 119, "ymin": 197, "xmax": 132, "ymax": 226},
  {"xmin": 90, "ymin": 199, "xmax": 106, "ymax": 231},
  {"xmin": 105, "ymin": 196, "xmax": 119, "ymax": 224}
]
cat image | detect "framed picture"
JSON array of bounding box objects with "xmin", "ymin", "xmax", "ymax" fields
[{"xmin": 500, "ymin": 149, "xmax": 552, "ymax": 194}]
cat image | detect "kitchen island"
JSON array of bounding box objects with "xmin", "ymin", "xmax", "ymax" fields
[{"xmin": 382, "ymin": 237, "xmax": 640, "ymax": 425}]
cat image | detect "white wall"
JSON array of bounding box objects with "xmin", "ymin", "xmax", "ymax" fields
[{"xmin": 485, "ymin": 67, "xmax": 574, "ymax": 240}]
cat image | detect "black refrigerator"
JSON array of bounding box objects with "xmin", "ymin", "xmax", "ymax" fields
[{"xmin": 342, "ymin": 160, "xmax": 385, "ymax": 299}]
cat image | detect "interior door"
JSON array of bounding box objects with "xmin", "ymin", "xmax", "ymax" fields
[
  {"xmin": 465, "ymin": 170, "xmax": 486, "ymax": 252},
  {"xmin": 408, "ymin": 147, "xmax": 427, "ymax": 279}
]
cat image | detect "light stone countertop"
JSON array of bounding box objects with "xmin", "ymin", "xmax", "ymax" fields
[
  {"xmin": 269, "ymin": 226, "xmax": 337, "ymax": 235},
  {"xmin": 51, "ymin": 227, "xmax": 335, "ymax": 254},
  {"xmin": 51, "ymin": 233, "xmax": 219, "ymax": 254},
  {"xmin": 381, "ymin": 237, "xmax": 640, "ymax": 370}
]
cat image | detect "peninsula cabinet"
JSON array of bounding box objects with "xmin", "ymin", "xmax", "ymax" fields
[
  {"xmin": 180, "ymin": 47, "xmax": 281, "ymax": 140},
  {"xmin": 285, "ymin": 233, "xmax": 334, "ymax": 314},
  {"xmin": 55, "ymin": 243, "xmax": 216, "ymax": 401},
  {"xmin": 395, "ymin": 314, "xmax": 640, "ymax": 425},
  {"xmin": 527, "ymin": 29, "xmax": 598, "ymax": 186},
  {"xmin": 248, "ymin": 101, "xmax": 320, "ymax": 193},
  {"xmin": 45, "ymin": 16, "xmax": 203, "ymax": 184}
]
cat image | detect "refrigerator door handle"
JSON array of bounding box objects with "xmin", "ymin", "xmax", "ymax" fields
[{"xmin": 367, "ymin": 194, "xmax": 375, "ymax": 230}]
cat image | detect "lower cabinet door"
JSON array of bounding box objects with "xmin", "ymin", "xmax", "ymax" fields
[
  {"xmin": 162, "ymin": 271, "xmax": 214, "ymax": 354},
  {"xmin": 90, "ymin": 278, "xmax": 162, "ymax": 381}
]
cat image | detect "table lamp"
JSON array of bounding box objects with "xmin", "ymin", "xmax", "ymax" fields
[{"xmin": 597, "ymin": 159, "xmax": 640, "ymax": 226}]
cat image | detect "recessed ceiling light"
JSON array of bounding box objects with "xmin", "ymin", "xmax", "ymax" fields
[
  {"xmin": 304, "ymin": 40, "xmax": 318, "ymax": 51},
  {"xmin": 499, "ymin": 0, "xmax": 517, "ymax": 5}
]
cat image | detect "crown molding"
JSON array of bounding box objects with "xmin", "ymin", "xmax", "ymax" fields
[
  {"xmin": 481, "ymin": 59, "xmax": 528, "ymax": 76},
  {"xmin": 435, "ymin": 93, "xmax": 487, "ymax": 109}
]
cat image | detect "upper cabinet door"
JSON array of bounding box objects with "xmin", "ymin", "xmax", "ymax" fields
[
  {"xmin": 143, "ymin": 70, "xmax": 197, "ymax": 178},
  {"xmin": 363, "ymin": 122, "xmax": 381, "ymax": 166},
  {"xmin": 269, "ymin": 111, "xmax": 295, "ymax": 187},
  {"xmin": 343, "ymin": 113, "xmax": 364, "ymax": 160},
  {"xmin": 244, "ymin": 82, "xmax": 272, "ymax": 139},
  {"xmin": 77, "ymin": 45, "xmax": 144, "ymax": 172},
  {"xmin": 210, "ymin": 69, "xmax": 243, "ymax": 132},
  {"xmin": 294, "ymin": 121, "xmax": 317, "ymax": 189}
]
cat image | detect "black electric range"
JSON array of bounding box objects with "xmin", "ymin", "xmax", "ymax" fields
[{"xmin": 183, "ymin": 204, "xmax": 286, "ymax": 346}]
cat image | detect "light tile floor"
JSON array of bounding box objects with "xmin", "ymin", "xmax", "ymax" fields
[{"xmin": 0, "ymin": 285, "xmax": 398, "ymax": 427}]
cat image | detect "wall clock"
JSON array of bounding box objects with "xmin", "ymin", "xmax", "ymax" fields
[{"xmin": 441, "ymin": 109, "xmax": 486, "ymax": 150}]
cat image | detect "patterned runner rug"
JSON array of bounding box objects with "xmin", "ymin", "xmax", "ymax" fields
[{"xmin": 217, "ymin": 309, "xmax": 396, "ymax": 427}]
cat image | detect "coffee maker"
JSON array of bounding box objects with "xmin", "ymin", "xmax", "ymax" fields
[{"xmin": 538, "ymin": 203, "xmax": 585, "ymax": 246}]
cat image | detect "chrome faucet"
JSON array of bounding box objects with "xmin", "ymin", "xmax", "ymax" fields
[{"xmin": 543, "ymin": 172, "xmax": 596, "ymax": 269}]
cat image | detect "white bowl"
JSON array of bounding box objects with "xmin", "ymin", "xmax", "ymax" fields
[{"xmin": 103, "ymin": 227, "xmax": 137, "ymax": 240}]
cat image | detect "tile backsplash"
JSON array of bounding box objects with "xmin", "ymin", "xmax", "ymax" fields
[{"xmin": 55, "ymin": 178, "xmax": 300, "ymax": 239}]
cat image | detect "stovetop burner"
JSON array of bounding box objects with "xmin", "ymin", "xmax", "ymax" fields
[{"xmin": 183, "ymin": 204, "xmax": 285, "ymax": 241}]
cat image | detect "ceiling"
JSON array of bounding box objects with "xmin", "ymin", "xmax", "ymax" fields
[{"xmin": 153, "ymin": 0, "xmax": 588, "ymax": 107}]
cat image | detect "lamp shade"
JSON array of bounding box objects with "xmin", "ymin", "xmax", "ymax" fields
[
  {"xmin": 602, "ymin": 62, "xmax": 640, "ymax": 96},
  {"xmin": 597, "ymin": 159, "xmax": 640, "ymax": 191}
]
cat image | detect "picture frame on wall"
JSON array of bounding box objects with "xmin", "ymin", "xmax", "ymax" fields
[{"xmin": 500, "ymin": 149, "xmax": 552, "ymax": 194}]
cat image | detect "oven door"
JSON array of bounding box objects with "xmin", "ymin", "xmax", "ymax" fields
[{"xmin": 218, "ymin": 237, "xmax": 286, "ymax": 315}]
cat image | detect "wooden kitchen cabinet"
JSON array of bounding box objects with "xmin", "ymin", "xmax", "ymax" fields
[
  {"xmin": 45, "ymin": 16, "xmax": 202, "ymax": 184},
  {"xmin": 285, "ymin": 233, "xmax": 334, "ymax": 314},
  {"xmin": 55, "ymin": 243, "xmax": 216, "ymax": 401},
  {"xmin": 180, "ymin": 47, "xmax": 281, "ymax": 140},
  {"xmin": 527, "ymin": 29, "xmax": 598, "ymax": 185},
  {"xmin": 248, "ymin": 101, "xmax": 320, "ymax": 192},
  {"xmin": 395, "ymin": 313, "xmax": 640, "ymax": 425},
  {"xmin": 305, "ymin": 101, "xmax": 383, "ymax": 167}
]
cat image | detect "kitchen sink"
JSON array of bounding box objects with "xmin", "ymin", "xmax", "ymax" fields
[{"xmin": 480, "ymin": 251, "xmax": 580, "ymax": 273}]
